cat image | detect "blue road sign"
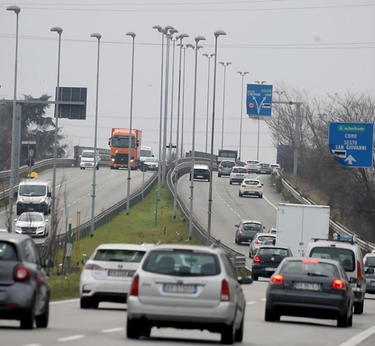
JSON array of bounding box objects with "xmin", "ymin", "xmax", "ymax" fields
[
  {"xmin": 246, "ymin": 84, "xmax": 273, "ymax": 117},
  {"xmin": 328, "ymin": 122, "xmax": 374, "ymax": 168}
]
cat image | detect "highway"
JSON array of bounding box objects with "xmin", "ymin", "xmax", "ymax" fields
[{"xmin": 0, "ymin": 166, "xmax": 155, "ymax": 244}]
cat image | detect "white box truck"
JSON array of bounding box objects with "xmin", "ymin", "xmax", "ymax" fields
[{"xmin": 276, "ymin": 203, "xmax": 330, "ymax": 257}]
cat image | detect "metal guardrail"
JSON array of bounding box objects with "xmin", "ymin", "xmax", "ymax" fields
[
  {"xmin": 166, "ymin": 159, "xmax": 246, "ymax": 268},
  {"xmin": 280, "ymin": 174, "xmax": 375, "ymax": 253}
]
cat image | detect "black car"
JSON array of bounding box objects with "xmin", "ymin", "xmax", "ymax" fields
[
  {"xmin": 251, "ymin": 246, "xmax": 292, "ymax": 280},
  {"xmin": 0, "ymin": 233, "xmax": 54, "ymax": 329},
  {"xmin": 265, "ymin": 257, "xmax": 354, "ymax": 328},
  {"xmin": 259, "ymin": 163, "xmax": 272, "ymax": 174},
  {"xmin": 234, "ymin": 220, "xmax": 265, "ymax": 245}
]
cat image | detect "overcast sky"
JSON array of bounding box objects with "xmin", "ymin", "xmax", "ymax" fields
[{"xmin": 2, "ymin": 0, "xmax": 374, "ymax": 163}]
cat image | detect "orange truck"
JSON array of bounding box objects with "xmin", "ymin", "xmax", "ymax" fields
[{"xmin": 108, "ymin": 128, "xmax": 142, "ymax": 169}]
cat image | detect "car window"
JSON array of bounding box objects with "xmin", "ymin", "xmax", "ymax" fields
[
  {"xmin": 244, "ymin": 180, "xmax": 259, "ymax": 186},
  {"xmin": 94, "ymin": 249, "xmax": 146, "ymax": 263},
  {"xmin": 247, "ymin": 161, "xmax": 258, "ymax": 164},
  {"xmin": 142, "ymin": 250, "xmax": 221, "ymax": 277},
  {"xmin": 221, "ymin": 254, "xmax": 236, "ymax": 279},
  {"xmin": 242, "ymin": 223, "xmax": 262, "ymax": 232},
  {"xmin": 82, "ymin": 151, "xmax": 94, "ymax": 158},
  {"xmin": 19, "ymin": 214, "xmax": 43, "ymax": 222},
  {"xmin": 221, "ymin": 161, "xmax": 235, "ymax": 167},
  {"xmin": 22, "ymin": 239, "xmax": 38, "ymax": 264},
  {"xmin": 259, "ymin": 248, "xmax": 289, "ymax": 256},
  {"xmin": 0, "ymin": 241, "xmax": 18, "ymax": 261},
  {"xmin": 233, "ymin": 168, "xmax": 247, "ymax": 173},
  {"xmin": 365, "ymin": 257, "xmax": 375, "ymax": 268},
  {"xmin": 309, "ymin": 247, "xmax": 355, "ymax": 272},
  {"xmin": 281, "ymin": 260, "xmax": 339, "ymax": 277},
  {"xmin": 258, "ymin": 235, "xmax": 275, "ymax": 242}
]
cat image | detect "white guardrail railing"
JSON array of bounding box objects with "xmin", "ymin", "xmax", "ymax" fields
[{"xmin": 280, "ymin": 175, "xmax": 375, "ymax": 253}]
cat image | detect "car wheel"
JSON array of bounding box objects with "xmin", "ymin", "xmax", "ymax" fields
[
  {"xmin": 96, "ymin": 166, "xmax": 99, "ymax": 170},
  {"xmin": 354, "ymin": 301, "xmax": 364, "ymax": 314},
  {"xmin": 259, "ymin": 194, "xmax": 263, "ymax": 199},
  {"xmin": 126, "ymin": 317, "xmax": 141, "ymax": 339},
  {"xmin": 238, "ymin": 192, "xmax": 243, "ymax": 197},
  {"xmin": 348, "ymin": 311, "xmax": 353, "ymax": 327},
  {"xmin": 236, "ymin": 237, "xmax": 241, "ymax": 245},
  {"xmin": 234, "ymin": 311, "xmax": 244, "ymax": 342},
  {"xmin": 337, "ymin": 310, "xmax": 349, "ymax": 328},
  {"xmin": 252, "ymin": 274, "xmax": 258, "ymax": 281},
  {"xmin": 264, "ymin": 307, "xmax": 279, "ymax": 322},
  {"xmin": 220, "ymin": 320, "xmax": 235, "ymax": 345},
  {"xmin": 80, "ymin": 298, "xmax": 92, "ymax": 309},
  {"xmin": 82, "ymin": 167, "xmax": 85, "ymax": 170},
  {"xmin": 35, "ymin": 301, "xmax": 49, "ymax": 328},
  {"xmin": 140, "ymin": 323, "xmax": 152, "ymax": 337},
  {"xmin": 218, "ymin": 174, "xmax": 221, "ymax": 178},
  {"xmin": 20, "ymin": 299, "xmax": 35, "ymax": 329},
  {"xmin": 229, "ymin": 181, "xmax": 232, "ymax": 185}
]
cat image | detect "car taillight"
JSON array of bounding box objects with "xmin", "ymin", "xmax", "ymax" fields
[
  {"xmin": 241, "ymin": 184, "xmax": 246, "ymax": 187},
  {"xmin": 332, "ymin": 279, "xmax": 345, "ymax": 290},
  {"xmin": 130, "ymin": 275, "xmax": 139, "ymax": 296},
  {"xmin": 232, "ymin": 169, "xmax": 235, "ymax": 172},
  {"xmin": 357, "ymin": 261, "xmax": 362, "ymax": 287},
  {"xmin": 253, "ymin": 255, "xmax": 261, "ymax": 263},
  {"xmin": 239, "ymin": 228, "xmax": 243, "ymax": 233},
  {"xmin": 271, "ymin": 274, "xmax": 284, "ymax": 285},
  {"xmin": 219, "ymin": 165, "xmax": 223, "ymax": 169},
  {"xmin": 255, "ymin": 239, "xmax": 259, "ymax": 244},
  {"xmin": 14, "ymin": 266, "xmax": 30, "ymax": 281},
  {"xmin": 257, "ymin": 163, "xmax": 260, "ymax": 167},
  {"xmin": 258, "ymin": 185, "xmax": 262, "ymax": 188},
  {"xmin": 221, "ymin": 279, "xmax": 230, "ymax": 302},
  {"xmin": 84, "ymin": 264, "xmax": 103, "ymax": 270}
]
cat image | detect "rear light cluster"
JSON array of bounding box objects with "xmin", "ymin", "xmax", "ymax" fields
[
  {"xmin": 130, "ymin": 275, "xmax": 139, "ymax": 296},
  {"xmin": 239, "ymin": 228, "xmax": 243, "ymax": 233},
  {"xmin": 271, "ymin": 274, "xmax": 284, "ymax": 285},
  {"xmin": 357, "ymin": 261, "xmax": 362, "ymax": 287},
  {"xmin": 332, "ymin": 279, "xmax": 345, "ymax": 290},
  {"xmin": 258, "ymin": 185, "xmax": 262, "ymax": 189},
  {"xmin": 221, "ymin": 279, "xmax": 230, "ymax": 302},
  {"xmin": 14, "ymin": 266, "xmax": 30, "ymax": 281},
  {"xmin": 241, "ymin": 184, "xmax": 246, "ymax": 187},
  {"xmin": 254, "ymin": 239, "xmax": 259, "ymax": 244},
  {"xmin": 84, "ymin": 264, "xmax": 103, "ymax": 270},
  {"xmin": 253, "ymin": 256, "xmax": 261, "ymax": 263},
  {"xmin": 218, "ymin": 165, "xmax": 223, "ymax": 169}
]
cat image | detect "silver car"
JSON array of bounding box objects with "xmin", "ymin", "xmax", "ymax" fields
[
  {"xmin": 14, "ymin": 212, "xmax": 49, "ymax": 238},
  {"xmin": 364, "ymin": 254, "xmax": 375, "ymax": 294},
  {"xmin": 126, "ymin": 244, "xmax": 253, "ymax": 344},
  {"xmin": 249, "ymin": 233, "xmax": 277, "ymax": 258}
]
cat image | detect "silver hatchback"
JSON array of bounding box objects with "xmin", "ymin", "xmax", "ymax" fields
[
  {"xmin": 364, "ymin": 254, "xmax": 375, "ymax": 294},
  {"xmin": 126, "ymin": 244, "xmax": 253, "ymax": 344}
]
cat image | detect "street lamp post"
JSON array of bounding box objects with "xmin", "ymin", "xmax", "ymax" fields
[
  {"xmin": 237, "ymin": 71, "xmax": 249, "ymax": 159},
  {"xmin": 180, "ymin": 44, "xmax": 188, "ymax": 158},
  {"xmin": 274, "ymin": 90, "xmax": 285, "ymax": 158},
  {"xmin": 126, "ymin": 32, "xmax": 136, "ymax": 215},
  {"xmin": 203, "ymin": 53, "xmax": 215, "ymax": 153},
  {"xmin": 173, "ymin": 33, "xmax": 189, "ymax": 218},
  {"xmin": 168, "ymin": 37, "xmax": 177, "ymax": 161},
  {"xmin": 219, "ymin": 62, "xmax": 231, "ymax": 150},
  {"xmin": 188, "ymin": 36, "xmax": 206, "ymax": 240},
  {"xmin": 90, "ymin": 32, "xmax": 101, "ymax": 237},
  {"xmin": 207, "ymin": 30, "xmax": 226, "ymax": 246},
  {"xmin": 50, "ymin": 26, "xmax": 63, "ymax": 237},
  {"xmin": 254, "ymin": 80, "xmax": 267, "ymax": 160},
  {"xmin": 6, "ymin": 5, "xmax": 21, "ymax": 233}
]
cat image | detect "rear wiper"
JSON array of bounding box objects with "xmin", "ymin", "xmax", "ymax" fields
[{"xmin": 307, "ymin": 272, "xmax": 329, "ymax": 277}]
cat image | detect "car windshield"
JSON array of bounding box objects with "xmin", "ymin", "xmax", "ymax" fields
[
  {"xmin": 19, "ymin": 214, "xmax": 43, "ymax": 222},
  {"xmin": 141, "ymin": 149, "xmax": 151, "ymax": 156},
  {"xmin": 243, "ymin": 223, "xmax": 262, "ymax": 231},
  {"xmin": 18, "ymin": 185, "xmax": 46, "ymax": 197},
  {"xmin": 94, "ymin": 249, "xmax": 146, "ymax": 263},
  {"xmin": 244, "ymin": 180, "xmax": 259, "ymax": 186},
  {"xmin": 142, "ymin": 250, "xmax": 221, "ymax": 276},
  {"xmin": 365, "ymin": 257, "xmax": 375, "ymax": 268},
  {"xmin": 258, "ymin": 248, "xmax": 289, "ymax": 257},
  {"xmin": 82, "ymin": 152, "xmax": 95, "ymax": 158},
  {"xmin": 0, "ymin": 241, "xmax": 18, "ymax": 261},
  {"xmin": 309, "ymin": 247, "xmax": 355, "ymax": 272},
  {"xmin": 281, "ymin": 260, "xmax": 339, "ymax": 277}
]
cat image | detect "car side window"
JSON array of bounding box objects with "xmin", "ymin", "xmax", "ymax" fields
[
  {"xmin": 22, "ymin": 239, "xmax": 39, "ymax": 265},
  {"xmin": 221, "ymin": 255, "xmax": 236, "ymax": 279}
]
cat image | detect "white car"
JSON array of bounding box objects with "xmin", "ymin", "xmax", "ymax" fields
[
  {"xmin": 239, "ymin": 179, "xmax": 264, "ymax": 198},
  {"xmin": 80, "ymin": 243, "xmax": 154, "ymax": 309},
  {"xmin": 14, "ymin": 212, "xmax": 49, "ymax": 237},
  {"xmin": 80, "ymin": 150, "xmax": 100, "ymax": 170},
  {"xmin": 270, "ymin": 163, "xmax": 280, "ymax": 173},
  {"xmin": 142, "ymin": 157, "xmax": 159, "ymax": 170},
  {"xmin": 126, "ymin": 244, "xmax": 253, "ymax": 344}
]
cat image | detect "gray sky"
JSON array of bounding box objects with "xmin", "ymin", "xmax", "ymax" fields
[{"xmin": 2, "ymin": 0, "xmax": 374, "ymax": 163}]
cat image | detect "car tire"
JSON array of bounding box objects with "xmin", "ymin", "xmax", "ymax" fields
[
  {"xmin": 234, "ymin": 311, "xmax": 244, "ymax": 342},
  {"xmin": 337, "ymin": 311, "xmax": 349, "ymax": 328},
  {"xmin": 96, "ymin": 166, "xmax": 99, "ymax": 170},
  {"xmin": 252, "ymin": 274, "xmax": 258, "ymax": 281},
  {"xmin": 126, "ymin": 317, "xmax": 141, "ymax": 339},
  {"xmin": 238, "ymin": 192, "xmax": 243, "ymax": 197},
  {"xmin": 218, "ymin": 174, "xmax": 221, "ymax": 178},
  {"xmin": 236, "ymin": 237, "xmax": 241, "ymax": 245},
  {"xmin": 354, "ymin": 301, "xmax": 364, "ymax": 314},
  {"xmin": 264, "ymin": 307, "xmax": 279, "ymax": 322},
  {"xmin": 20, "ymin": 299, "xmax": 35, "ymax": 330},
  {"xmin": 80, "ymin": 298, "xmax": 93, "ymax": 309},
  {"xmin": 220, "ymin": 320, "xmax": 235, "ymax": 345},
  {"xmin": 229, "ymin": 180, "xmax": 232, "ymax": 185},
  {"xmin": 259, "ymin": 194, "xmax": 263, "ymax": 199},
  {"xmin": 348, "ymin": 312, "xmax": 353, "ymax": 327},
  {"xmin": 35, "ymin": 301, "xmax": 49, "ymax": 328},
  {"xmin": 140, "ymin": 323, "xmax": 152, "ymax": 337}
]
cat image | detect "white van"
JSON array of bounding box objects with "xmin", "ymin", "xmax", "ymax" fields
[
  {"xmin": 305, "ymin": 233, "xmax": 366, "ymax": 314},
  {"xmin": 16, "ymin": 180, "xmax": 52, "ymax": 215},
  {"xmin": 80, "ymin": 150, "xmax": 100, "ymax": 170}
]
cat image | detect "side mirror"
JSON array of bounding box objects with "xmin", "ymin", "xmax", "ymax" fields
[
  {"xmin": 79, "ymin": 155, "xmax": 82, "ymax": 158},
  {"xmin": 82, "ymin": 259, "xmax": 89, "ymax": 265},
  {"xmin": 14, "ymin": 218, "xmax": 17, "ymax": 222},
  {"xmin": 45, "ymin": 219, "xmax": 49, "ymax": 223},
  {"xmin": 151, "ymin": 155, "xmax": 154, "ymax": 157},
  {"xmin": 47, "ymin": 192, "xmax": 52, "ymax": 197},
  {"xmin": 261, "ymin": 183, "xmax": 264, "ymax": 186},
  {"xmin": 238, "ymin": 276, "xmax": 253, "ymax": 285},
  {"xmin": 365, "ymin": 267, "xmax": 375, "ymax": 274},
  {"xmin": 43, "ymin": 259, "xmax": 54, "ymax": 268},
  {"xmin": 235, "ymin": 224, "xmax": 239, "ymax": 228}
]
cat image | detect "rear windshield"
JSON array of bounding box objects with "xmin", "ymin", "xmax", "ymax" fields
[
  {"xmin": 243, "ymin": 223, "xmax": 262, "ymax": 232},
  {"xmin": 194, "ymin": 169, "xmax": 209, "ymax": 174},
  {"xmin": 365, "ymin": 257, "xmax": 375, "ymax": 267},
  {"xmin": 233, "ymin": 168, "xmax": 247, "ymax": 173},
  {"xmin": 142, "ymin": 250, "xmax": 221, "ymax": 276},
  {"xmin": 0, "ymin": 241, "xmax": 18, "ymax": 261},
  {"xmin": 309, "ymin": 247, "xmax": 355, "ymax": 272},
  {"xmin": 281, "ymin": 260, "xmax": 339, "ymax": 277},
  {"xmin": 258, "ymin": 235, "xmax": 275, "ymax": 242},
  {"xmin": 94, "ymin": 249, "xmax": 146, "ymax": 263},
  {"xmin": 221, "ymin": 161, "xmax": 235, "ymax": 167},
  {"xmin": 258, "ymin": 248, "xmax": 289, "ymax": 257},
  {"xmin": 244, "ymin": 180, "xmax": 259, "ymax": 186}
]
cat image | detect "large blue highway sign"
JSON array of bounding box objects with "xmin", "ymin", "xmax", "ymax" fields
[
  {"xmin": 328, "ymin": 122, "xmax": 374, "ymax": 168},
  {"xmin": 246, "ymin": 84, "xmax": 273, "ymax": 117}
]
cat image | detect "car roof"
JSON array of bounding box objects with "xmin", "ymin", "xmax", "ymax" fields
[
  {"xmin": 241, "ymin": 219, "xmax": 262, "ymax": 224},
  {"xmin": 232, "ymin": 166, "xmax": 247, "ymax": 169},
  {"xmin": 257, "ymin": 233, "xmax": 276, "ymax": 237},
  {"xmin": 247, "ymin": 159, "xmax": 259, "ymax": 162},
  {"xmin": 365, "ymin": 254, "xmax": 375, "ymax": 259},
  {"xmin": 258, "ymin": 245, "xmax": 290, "ymax": 251},
  {"xmin": 308, "ymin": 239, "xmax": 360, "ymax": 250},
  {"xmin": 0, "ymin": 232, "xmax": 29, "ymax": 243},
  {"xmin": 147, "ymin": 243, "xmax": 227, "ymax": 255},
  {"xmin": 94, "ymin": 243, "xmax": 154, "ymax": 251},
  {"xmin": 194, "ymin": 164, "xmax": 209, "ymax": 169},
  {"xmin": 19, "ymin": 180, "xmax": 50, "ymax": 185},
  {"xmin": 282, "ymin": 257, "xmax": 342, "ymax": 266}
]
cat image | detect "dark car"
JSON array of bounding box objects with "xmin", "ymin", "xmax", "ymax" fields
[
  {"xmin": 364, "ymin": 254, "xmax": 375, "ymax": 294},
  {"xmin": 234, "ymin": 220, "xmax": 265, "ymax": 245},
  {"xmin": 251, "ymin": 246, "xmax": 292, "ymax": 280},
  {"xmin": 265, "ymin": 257, "xmax": 354, "ymax": 328},
  {"xmin": 0, "ymin": 233, "xmax": 54, "ymax": 329},
  {"xmin": 218, "ymin": 160, "xmax": 236, "ymax": 177},
  {"xmin": 190, "ymin": 164, "xmax": 210, "ymax": 182},
  {"xmin": 259, "ymin": 163, "xmax": 272, "ymax": 174}
]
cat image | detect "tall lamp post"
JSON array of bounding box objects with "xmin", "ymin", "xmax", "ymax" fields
[
  {"xmin": 219, "ymin": 62, "xmax": 231, "ymax": 150},
  {"xmin": 188, "ymin": 36, "xmax": 206, "ymax": 240},
  {"xmin": 254, "ymin": 80, "xmax": 267, "ymax": 160},
  {"xmin": 126, "ymin": 32, "xmax": 136, "ymax": 215},
  {"xmin": 6, "ymin": 5, "xmax": 21, "ymax": 233},
  {"xmin": 90, "ymin": 32, "xmax": 101, "ymax": 237},
  {"xmin": 50, "ymin": 26, "xmax": 63, "ymax": 237},
  {"xmin": 206, "ymin": 30, "xmax": 226, "ymax": 246},
  {"xmin": 237, "ymin": 71, "xmax": 249, "ymax": 160},
  {"xmin": 179, "ymin": 44, "xmax": 188, "ymax": 158},
  {"xmin": 274, "ymin": 90, "xmax": 285, "ymax": 159},
  {"xmin": 173, "ymin": 33, "xmax": 189, "ymax": 218},
  {"xmin": 168, "ymin": 36, "xmax": 177, "ymax": 160},
  {"xmin": 203, "ymin": 53, "xmax": 215, "ymax": 153}
]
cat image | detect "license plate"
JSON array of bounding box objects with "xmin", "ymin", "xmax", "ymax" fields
[
  {"xmin": 163, "ymin": 284, "xmax": 196, "ymax": 294},
  {"xmin": 265, "ymin": 267, "xmax": 276, "ymax": 271},
  {"xmin": 197, "ymin": 175, "xmax": 203, "ymax": 178},
  {"xmin": 371, "ymin": 281, "xmax": 375, "ymax": 286},
  {"xmin": 108, "ymin": 270, "xmax": 128, "ymax": 277},
  {"xmin": 0, "ymin": 291, "xmax": 7, "ymax": 300},
  {"xmin": 236, "ymin": 174, "xmax": 244, "ymax": 177},
  {"xmin": 294, "ymin": 282, "xmax": 320, "ymax": 290}
]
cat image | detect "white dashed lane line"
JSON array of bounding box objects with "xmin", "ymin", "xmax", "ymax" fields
[
  {"xmin": 57, "ymin": 335, "xmax": 86, "ymax": 342},
  {"xmin": 102, "ymin": 327, "xmax": 125, "ymax": 333}
]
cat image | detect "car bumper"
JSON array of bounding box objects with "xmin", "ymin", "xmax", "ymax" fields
[
  {"xmin": 16, "ymin": 202, "xmax": 47, "ymax": 213},
  {"xmin": 365, "ymin": 279, "xmax": 375, "ymax": 294},
  {"xmin": 252, "ymin": 264, "xmax": 278, "ymax": 277},
  {"xmin": 0, "ymin": 284, "xmax": 35, "ymax": 320},
  {"xmin": 241, "ymin": 191, "xmax": 262, "ymax": 197},
  {"xmin": 231, "ymin": 178, "xmax": 245, "ymax": 183},
  {"xmin": 237, "ymin": 234, "xmax": 256, "ymax": 243},
  {"xmin": 266, "ymin": 289, "xmax": 348, "ymax": 318},
  {"xmin": 15, "ymin": 230, "xmax": 46, "ymax": 237}
]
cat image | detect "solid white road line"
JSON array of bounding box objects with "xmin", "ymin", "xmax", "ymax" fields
[
  {"xmin": 22, "ymin": 344, "xmax": 42, "ymax": 346},
  {"xmin": 260, "ymin": 298, "xmax": 266, "ymax": 301},
  {"xmin": 57, "ymin": 335, "xmax": 86, "ymax": 342},
  {"xmin": 338, "ymin": 325, "xmax": 375, "ymax": 346},
  {"xmin": 102, "ymin": 327, "xmax": 125, "ymax": 333},
  {"xmin": 246, "ymin": 301, "xmax": 256, "ymax": 305},
  {"xmin": 51, "ymin": 298, "xmax": 80, "ymax": 305}
]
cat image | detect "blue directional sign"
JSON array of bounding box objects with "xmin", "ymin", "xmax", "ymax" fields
[
  {"xmin": 328, "ymin": 122, "xmax": 374, "ymax": 168},
  {"xmin": 246, "ymin": 84, "xmax": 273, "ymax": 117}
]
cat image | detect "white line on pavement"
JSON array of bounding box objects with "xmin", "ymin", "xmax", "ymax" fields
[
  {"xmin": 58, "ymin": 335, "xmax": 86, "ymax": 342},
  {"xmin": 260, "ymin": 298, "xmax": 266, "ymax": 301},
  {"xmin": 21, "ymin": 344, "xmax": 42, "ymax": 346},
  {"xmin": 102, "ymin": 327, "xmax": 125, "ymax": 333},
  {"xmin": 338, "ymin": 325, "xmax": 375, "ymax": 346},
  {"xmin": 246, "ymin": 301, "xmax": 256, "ymax": 305},
  {"xmin": 51, "ymin": 298, "xmax": 79, "ymax": 305}
]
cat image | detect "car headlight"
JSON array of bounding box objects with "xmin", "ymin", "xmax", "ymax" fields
[
  {"xmin": 37, "ymin": 226, "xmax": 45, "ymax": 230},
  {"xmin": 15, "ymin": 226, "xmax": 22, "ymax": 231},
  {"xmin": 39, "ymin": 198, "xmax": 46, "ymax": 203}
]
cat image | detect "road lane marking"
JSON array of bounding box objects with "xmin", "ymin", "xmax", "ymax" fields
[
  {"xmin": 246, "ymin": 301, "xmax": 256, "ymax": 305},
  {"xmin": 22, "ymin": 344, "xmax": 42, "ymax": 346},
  {"xmin": 338, "ymin": 325, "xmax": 375, "ymax": 346},
  {"xmin": 51, "ymin": 298, "xmax": 80, "ymax": 305},
  {"xmin": 260, "ymin": 298, "xmax": 266, "ymax": 301},
  {"xmin": 102, "ymin": 327, "xmax": 125, "ymax": 333},
  {"xmin": 58, "ymin": 335, "xmax": 86, "ymax": 342}
]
